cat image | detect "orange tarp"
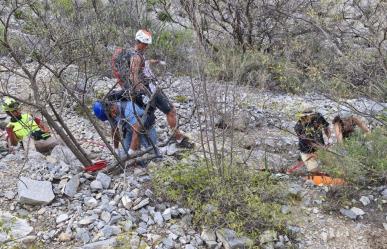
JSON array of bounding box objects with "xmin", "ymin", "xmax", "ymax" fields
[{"xmin": 304, "ymin": 175, "xmax": 345, "ymax": 186}]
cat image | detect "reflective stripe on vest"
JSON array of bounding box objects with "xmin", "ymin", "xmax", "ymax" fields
[{"xmin": 8, "ymin": 114, "xmax": 41, "ymax": 139}]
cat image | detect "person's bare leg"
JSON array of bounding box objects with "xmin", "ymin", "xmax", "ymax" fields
[
  {"xmin": 166, "ymin": 106, "xmax": 183, "ymax": 141},
  {"xmin": 130, "ymin": 123, "xmax": 141, "ymax": 153}
]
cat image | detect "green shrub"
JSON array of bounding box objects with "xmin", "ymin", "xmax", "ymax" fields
[
  {"xmin": 151, "ymin": 30, "xmax": 193, "ymax": 73},
  {"xmin": 157, "ymin": 11, "xmax": 173, "ymax": 22},
  {"xmin": 53, "ymin": 0, "xmax": 75, "ymax": 16},
  {"xmin": 151, "ymin": 160, "xmax": 289, "ymax": 243},
  {"xmin": 204, "ymin": 48, "xmax": 268, "ymax": 83},
  {"xmin": 202, "ymin": 48, "xmax": 304, "ymax": 93},
  {"xmin": 321, "ymin": 76, "xmax": 352, "ymax": 98},
  {"xmin": 268, "ymin": 59, "xmax": 304, "ymax": 93},
  {"xmin": 174, "ymin": 95, "xmax": 188, "ymax": 103},
  {"xmin": 318, "ymin": 127, "xmax": 387, "ymax": 186}
]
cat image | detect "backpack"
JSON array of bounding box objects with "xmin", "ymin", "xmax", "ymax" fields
[{"xmin": 111, "ymin": 48, "xmax": 144, "ymax": 89}]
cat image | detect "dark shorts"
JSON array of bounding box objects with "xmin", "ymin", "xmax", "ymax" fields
[
  {"xmin": 153, "ymin": 89, "xmax": 173, "ymax": 114},
  {"xmin": 134, "ymin": 88, "xmax": 173, "ymax": 115}
]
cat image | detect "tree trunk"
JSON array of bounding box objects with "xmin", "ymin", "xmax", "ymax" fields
[
  {"xmin": 48, "ymin": 101, "xmax": 92, "ymax": 165},
  {"xmin": 40, "ymin": 109, "xmax": 91, "ymax": 166}
]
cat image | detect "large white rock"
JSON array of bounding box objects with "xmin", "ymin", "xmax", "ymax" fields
[
  {"xmin": 50, "ymin": 145, "xmax": 75, "ymax": 162},
  {"xmin": 359, "ymin": 196, "xmax": 370, "ymax": 206},
  {"xmin": 0, "ymin": 212, "xmax": 33, "ymax": 243},
  {"xmin": 63, "ymin": 174, "xmax": 80, "ymax": 197},
  {"xmin": 90, "ymin": 180, "xmax": 103, "ymax": 191},
  {"xmin": 154, "ymin": 212, "xmax": 164, "ymax": 226},
  {"xmin": 18, "ymin": 177, "xmax": 55, "ymax": 205},
  {"xmin": 56, "ymin": 213, "xmax": 70, "ymax": 224},
  {"xmin": 96, "ymin": 172, "xmax": 111, "ymax": 189},
  {"xmin": 50, "ymin": 145, "xmax": 82, "ymax": 169},
  {"xmin": 350, "ymin": 207, "xmax": 365, "ymax": 216}
]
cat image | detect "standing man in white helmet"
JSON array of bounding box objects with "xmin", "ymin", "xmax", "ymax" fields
[{"xmin": 111, "ymin": 29, "xmax": 194, "ymax": 156}]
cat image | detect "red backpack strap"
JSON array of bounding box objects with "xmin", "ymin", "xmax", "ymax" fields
[
  {"xmin": 130, "ymin": 50, "xmax": 145, "ymax": 69},
  {"xmin": 112, "ymin": 48, "xmax": 124, "ymax": 82}
]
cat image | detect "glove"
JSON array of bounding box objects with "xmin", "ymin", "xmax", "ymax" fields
[
  {"xmin": 114, "ymin": 148, "xmax": 126, "ymax": 159},
  {"xmin": 31, "ymin": 130, "xmax": 49, "ymax": 140},
  {"xmin": 142, "ymin": 95, "xmax": 150, "ymax": 105},
  {"xmin": 149, "ymin": 83, "xmax": 156, "ymax": 93},
  {"xmin": 6, "ymin": 126, "xmax": 13, "ymax": 137}
]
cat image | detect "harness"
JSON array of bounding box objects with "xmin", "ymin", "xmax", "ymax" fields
[{"xmin": 112, "ymin": 48, "xmax": 146, "ymax": 90}]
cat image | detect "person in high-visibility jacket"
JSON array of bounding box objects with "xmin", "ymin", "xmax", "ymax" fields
[{"xmin": 2, "ymin": 97, "xmax": 60, "ymax": 153}]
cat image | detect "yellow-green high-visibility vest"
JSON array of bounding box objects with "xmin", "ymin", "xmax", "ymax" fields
[{"xmin": 7, "ymin": 114, "xmax": 41, "ymax": 140}]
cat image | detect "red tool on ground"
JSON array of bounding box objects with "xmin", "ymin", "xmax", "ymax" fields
[
  {"xmin": 286, "ymin": 161, "xmax": 305, "ymax": 174},
  {"xmin": 84, "ymin": 160, "xmax": 107, "ymax": 172}
]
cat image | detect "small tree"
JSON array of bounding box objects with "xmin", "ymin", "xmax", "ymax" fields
[{"xmin": 0, "ymin": 0, "xmax": 151, "ymax": 166}]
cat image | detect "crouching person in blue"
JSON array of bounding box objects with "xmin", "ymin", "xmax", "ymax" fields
[{"xmin": 93, "ymin": 96, "xmax": 157, "ymax": 159}]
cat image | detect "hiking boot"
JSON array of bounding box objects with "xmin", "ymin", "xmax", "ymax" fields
[
  {"xmin": 175, "ymin": 136, "xmax": 195, "ymax": 149},
  {"xmin": 125, "ymin": 159, "xmax": 147, "ymax": 168},
  {"xmin": 135, "ymin": 160, "xmax": 147, "ymax": 168}
]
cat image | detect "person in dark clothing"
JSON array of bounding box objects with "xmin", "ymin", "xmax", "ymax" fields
[
  {"xmin": 294, "ymin": 104, "xmax": 331, "ymax": 172},
  {"xmin": 332, "ymin": 114, "xmax": 370, "ymax": 143},
  {"xmin": 93, "ymin": 92, "xmax": 156, "ymax": 158}
]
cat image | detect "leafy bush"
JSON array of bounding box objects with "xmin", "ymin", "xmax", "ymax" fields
[
  {"xmin": 150, "ymin": 30, "xmax": 193, "ymax": 74},
  {"xmin": 188, "ymin": 0, "xmax": 386, "ymax": 99},
  {"xmin": 52, "ymin": 0, "xmax": 75, "ymax": 16},
  {"xmin": 318, "ymin": 127, "xmax": 387, "ymax": 186},
  {"xmin": 203, "ymin": 48, "xmax": 265, "ymax": 83},
  {"xmin": 174, "ymin": 95, "xmax": 188, "ymax": 103},
  {"xmin": 268, "ymin": 58, "xmax": 304, "ymax": 93},
  {"xmin": 202, "ymin": 47, "xmax": 305, "ymax": 93},
  {"xmin": 151, "ymin": 160, "xmax": 289, "ymax": 243}
]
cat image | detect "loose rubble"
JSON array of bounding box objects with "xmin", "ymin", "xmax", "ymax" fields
[
  {"xmin": 0, "ymin": 212, "xmax": 33, "ymax": 243},
  {"xmin": 0, "ymin": 76, "xmax": 386, "ymax": 248}
]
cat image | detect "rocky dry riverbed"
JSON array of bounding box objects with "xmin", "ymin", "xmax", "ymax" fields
[{"xmin": 0, "ymin": 75, "xmax": 386, "ymax": 249}]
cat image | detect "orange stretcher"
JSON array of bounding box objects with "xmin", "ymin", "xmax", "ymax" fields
[
  {"xmin": 287, "ymin": 160, "xmax": 345, "ymax": 186},
  {"xmin": 304, "ymin": 175, "xmax": 345, "ymax": 186}
]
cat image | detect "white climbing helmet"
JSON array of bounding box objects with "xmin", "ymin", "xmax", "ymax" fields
[
  {"xmin": 295, "ymin": 103, "xmax": 315, "ymax": 119},
  {"xmin": 300, "ymin": 103, "xmax": 315, "ymax": 115},
  {"xmin": 135, "ymin": 29, "xmax": 152, "ymax": 44}
]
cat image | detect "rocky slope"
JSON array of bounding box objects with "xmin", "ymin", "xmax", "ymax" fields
[{"xmin": 0, "ymin": 75, "xmax": 386, "ymax": 249}]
